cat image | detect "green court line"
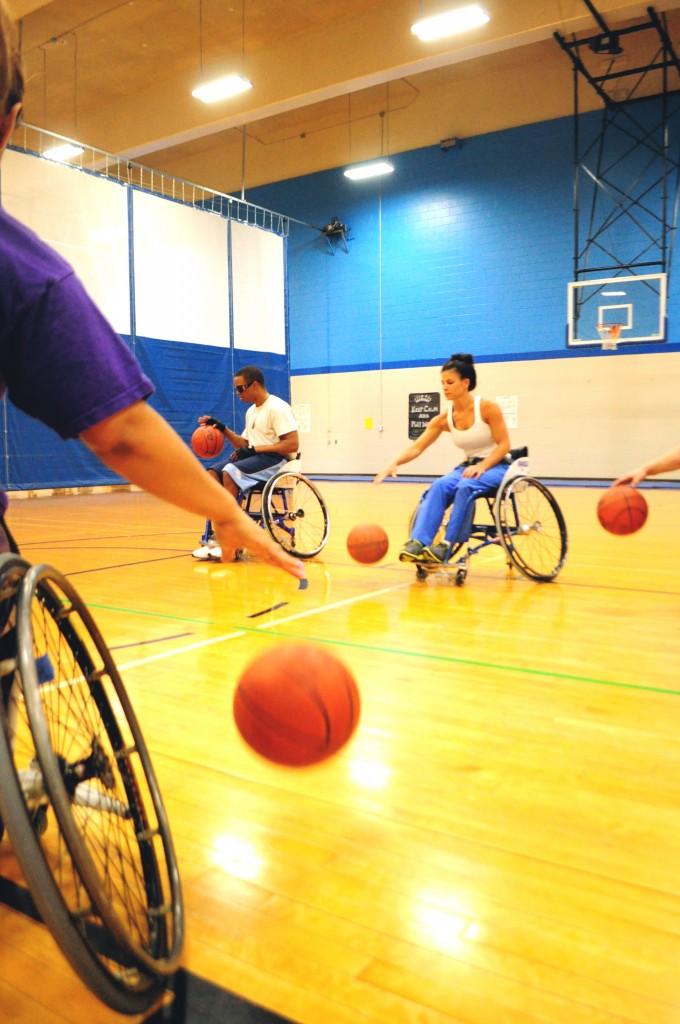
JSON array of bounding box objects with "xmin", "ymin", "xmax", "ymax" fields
[
  {"xmin": 88, "ymin": 602, "xmax": 213, "ymax": 625},
  {"xmin": 242, "ymin": 626, "xmax": 680, "ymax": 699}
]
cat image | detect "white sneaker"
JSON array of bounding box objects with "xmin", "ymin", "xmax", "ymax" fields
[{"xmin": 192, "ymin": 539, "xmax": 222, "ymax": 561}]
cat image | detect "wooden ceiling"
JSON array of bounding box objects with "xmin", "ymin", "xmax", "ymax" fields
[{"xmin": 8, "ymin": 0, "xmax": 680, "ymax": 193}]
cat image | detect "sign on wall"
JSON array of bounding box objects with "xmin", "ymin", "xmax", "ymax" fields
[{"xmin": 408, "ymin": 392, "xmax": 440, "ymax": 439}]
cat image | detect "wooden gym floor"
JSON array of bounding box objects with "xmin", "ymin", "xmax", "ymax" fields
[{"xmin": 1, "ymin": 481, "xmax": 679, "ymax": 1024}]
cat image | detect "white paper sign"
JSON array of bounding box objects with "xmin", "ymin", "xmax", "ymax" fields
[
  {"xmin": 495, "ymin": 394, "xmax": 518, "ymax": 429},
  {"xmin": 293, "ymin": 403, "xmax": 311, "ymax": 434}
]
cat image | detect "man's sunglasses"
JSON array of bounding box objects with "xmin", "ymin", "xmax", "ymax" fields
[{"xmin": 234, "ymin": 383, "xmax": 252, "ymax": 394}]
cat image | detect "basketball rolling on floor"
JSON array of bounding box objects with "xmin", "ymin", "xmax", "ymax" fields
[{"xmin": 1, "ymin": 481, "xmax": 680, "ymax": 1023}]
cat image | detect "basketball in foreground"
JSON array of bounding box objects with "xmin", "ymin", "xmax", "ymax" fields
[
  {"xmin": 597, "ymin": 485, "xmax": 648, "ymax": 535},
  {"xmin": 347, "ymin": 523, "xmax": 389, "ymax": 563},
  {"xmin": 191, "ymin": 425, "xmax": 224, "ymax": 459},
  {"xmin": 233, "ymin": 644, "xmax": 360, "ymax": 767}
]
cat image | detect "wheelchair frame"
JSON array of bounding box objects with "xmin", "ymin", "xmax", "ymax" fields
[
  {"xmin": 409, "ymin": 448, "xmax": 568, "ymax": 585},
  {"xmin": 202, "ymin": 459, "xmax": 330, "ymax": 560},
  {"xmin": 0, "ymin": 555, "xmax": 183, "ymax": 1014}
]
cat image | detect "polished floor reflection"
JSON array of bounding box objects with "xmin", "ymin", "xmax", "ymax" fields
[{"xmin": 1, "ymin": 481, "xmax": 679, "ymax": 1024}]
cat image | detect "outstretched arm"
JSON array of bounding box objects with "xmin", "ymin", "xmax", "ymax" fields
[
  {"xmin": 81, "ymin": 401, "xmax": 304, "ymax": 578},
  {"xmin": 373, "ymin": 413, "xmax": 447, "ymax": 484},
  {"xmin": 614, "ymin": 444, "xmax": 680, "ymax": 486}
]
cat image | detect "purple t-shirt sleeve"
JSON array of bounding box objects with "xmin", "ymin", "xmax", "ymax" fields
[{"xmin": 6, "ymin": 271, "xmax": 153, "ymax": 439}]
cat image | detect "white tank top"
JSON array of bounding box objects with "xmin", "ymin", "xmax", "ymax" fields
[{"xmin": 446, "ymin": 395, "xmax": 495, "ymax": 459}]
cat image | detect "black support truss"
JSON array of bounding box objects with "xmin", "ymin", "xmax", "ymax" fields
[{"xmin": 555, "ymin": 3, "xmax": 680, "ymax": 297}]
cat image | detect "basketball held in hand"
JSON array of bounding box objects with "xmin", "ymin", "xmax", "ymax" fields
[
  {"xmin": 597, "ymin": 485, "xmax": 648, "ymax": 536},
  {"xmin": 191, "ymin": 425, "xmax": 224, "ymax": 459},
  {"xmin": 347, "ymin": 524, "xmax": 389, "ymax": 564},
  {"xmin": 233, "ymin": 643, "xmax": 360, "ymax": 767}
]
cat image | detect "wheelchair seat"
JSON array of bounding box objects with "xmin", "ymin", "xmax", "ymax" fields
[{"xmin": 238, "ymin": 454, "xmax": 329, "ymax": 559}]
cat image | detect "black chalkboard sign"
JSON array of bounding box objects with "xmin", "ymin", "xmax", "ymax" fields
[{"xmin": 408, "ymin": 392, "xmax": 441, "ymax": 439}]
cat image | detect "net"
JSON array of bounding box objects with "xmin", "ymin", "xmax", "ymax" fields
[{"xmin": 597, "ymin": 323, "xmax": 622, "ymax": 350}]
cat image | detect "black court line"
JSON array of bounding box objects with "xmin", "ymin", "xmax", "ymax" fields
[
  {"xmin": 109, "ymin": 632, "xmax": 194, "ymax": 651},
  {"xmin": 0, "ymin": 875, "xmax": 136, "ymax": 964},
  {"xmin": 0, "ymin": 876, "xmax": 290, "ymax": 1019},
  {"xmin": 0, "ymin": 874, "xmax": 40, "ymax": 923},
  {"xmin": 247, "ymin": 601, "xmax": 288, "ymax": 619},
  {"xmin": 65, "ymin": 553, "xmax": 190, "ymax": 577},
  {"xmin": 143, "ymin": 970, "xmax": 294, "ymax": 1023}
]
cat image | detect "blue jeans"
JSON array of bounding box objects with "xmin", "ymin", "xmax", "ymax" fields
[{"xmin": 411, "ymin": 461, "xmax": 508, "ymax": 546}]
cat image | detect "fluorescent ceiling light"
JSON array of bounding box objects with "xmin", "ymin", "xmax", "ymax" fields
[
  {"xmin": 344, "ymin": 160, "xmax": 395, "ymax": 181},
  {"xmin": 192, "ymin": 74, "xmax": 252, "ymax": 103},
  {"xmin": 411, "ymin": 4, "xmax": 489, "ymax": 42},
  {"xmin": 43, "ymin": 143, "xmax": 84, "ymax": 163}
]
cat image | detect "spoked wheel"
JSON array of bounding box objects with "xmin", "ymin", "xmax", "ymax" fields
[
  {"xmin": 262, "ymin": 472, "xmax": 329, "ymax": 558},
  {"xmin": 494, "ymin": 477, "xmax": 568, "ymax": 581},
  {"xmin": 0, "ymin": 560, "xmax": 184, "ymax": 1013},
  {"xmin": 0, "ymin": 556, "xmax": 164, "ymax": 1014}
]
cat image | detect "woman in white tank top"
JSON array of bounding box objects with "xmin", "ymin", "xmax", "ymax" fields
[{"xmin": 374, "ymin": 353, "xmax": 511, "ymax": 564}]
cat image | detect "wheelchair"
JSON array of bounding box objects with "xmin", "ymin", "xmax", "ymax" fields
[
  {"xmin": 202, "ymin": 455, "xmax": 330, "ymax": 559},
  {"xmin": 408, "ymin": 447, "xmax": 568, "ymax": 585},
  {"xmin": 0, "ymin": 555, "xmax": 183, "ymax": 1014}
]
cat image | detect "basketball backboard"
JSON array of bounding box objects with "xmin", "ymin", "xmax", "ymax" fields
[{"xmin": 567, "ymin": 272, "xmax": 666, "ymax": 347}]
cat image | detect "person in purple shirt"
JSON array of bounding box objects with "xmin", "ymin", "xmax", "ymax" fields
[{"xmin": 0, "ymin": 3, "xmax": 302, "ymax": 580}]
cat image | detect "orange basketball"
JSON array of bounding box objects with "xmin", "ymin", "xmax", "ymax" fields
[
  {"xmin": 347, "ymin": 523, "xmax": 389, "ymax": 564},
  {"xmin": 233, "ymin": 644, "xmax": 360, "ymax": 767},
  {"xmin": 597, "ymin": 485, "xmax": 648, "ymax": 536},
  {"xmin": 191, "ymin": 425, "xmax": 224, "ymax": 459}
]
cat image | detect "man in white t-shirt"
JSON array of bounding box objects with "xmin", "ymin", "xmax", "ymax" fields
[{"xmin": 193, "ymin": 365, "xmax": 299, "ymax": 560}]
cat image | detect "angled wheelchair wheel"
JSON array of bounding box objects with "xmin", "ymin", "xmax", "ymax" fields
[
  {"xmin": 262, "ymin": 472, "xmax": 329, "ymax": 558},
  {"xmin": 16, "ymin": 564, "xmax": 184, "ymax": 980},
  {"xmin": 493, "ymin": 477, "xmax": 568, "ymax": 582},
  {"xmin": 0, "ymin": 558, "xmax": 165, "ymax": 1014}
]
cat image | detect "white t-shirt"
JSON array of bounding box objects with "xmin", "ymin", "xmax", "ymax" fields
[{"xmin": 245, "ymin": 394, "xmax": 298, "ymax": 452}]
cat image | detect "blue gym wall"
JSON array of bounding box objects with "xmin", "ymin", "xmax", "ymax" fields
[
  {"xmin": 249, "ymin": 102, "xmax": 680, "ymax": 375},
  {"xmin": 3, "ymin": 98, "xmax": 679, "ymax": 489}
]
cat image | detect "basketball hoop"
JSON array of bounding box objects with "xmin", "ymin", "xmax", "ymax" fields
[{"xmin": 597, "ymin": 323, "xmax": 622, "ymax": 351}]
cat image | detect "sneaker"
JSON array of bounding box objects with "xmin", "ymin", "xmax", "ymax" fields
[
  {"xmin": 429, "ymin": 541, "xmax": 453, "ymax": 564},
  {"xmin": 399, "ymin": 539, "xmax": 427, "ymax": 563},
  {"xmin": 192, "ymin": 539, "xmax": 222, "ymax": 561}
]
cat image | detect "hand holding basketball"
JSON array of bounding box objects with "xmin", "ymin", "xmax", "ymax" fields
[
  {"xmin": 597, "ymin": 485, "xmax": 648, "ymax": 535},
  {"xmin": 233, "ymin": 643, "xmax": 360, "ymax": 766},
  {"xmin": 191, "ymin": 425, "xmax": 225, "ymax": 459},
  {"xmin": 347, "ymin": 524, "xmax": 389, "ymax": 563}
]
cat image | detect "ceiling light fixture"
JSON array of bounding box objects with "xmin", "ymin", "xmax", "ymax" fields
[
  {"xmin": 411, "ymin": 3, "xmax": 489, "ymax": 43},
  {"xmin": 192, "ymin": 0, "xmax": 252, "ymax": 103},
  {"xmin": 43, "ymin": 142, "xmax": 84, "ymax": 162},
  {"xmin": 192, "ymin": 74, "xmax": 252, "ymax": 103},
  {"xmin": 344, "ymin": 93, "xmax": 395, "ymax": 182},
  {"xmin": 344, "ymin": 160, "xmax": 395, "ymax": 181}
]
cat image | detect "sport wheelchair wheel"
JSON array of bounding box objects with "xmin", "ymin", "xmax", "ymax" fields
[
  {"xmin": 0, "ymin": 558, "xmax": 182, "ymax": 1013},
  {"xmin": 494, "ymin": 477, "xmax": 567, "ymax": 581},
  {"xmin": 262, "ymin": 471, "xmax": 329, "ymax": 558}
]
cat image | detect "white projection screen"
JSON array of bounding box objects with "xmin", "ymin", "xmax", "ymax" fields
[
  {"xmin": 1, "ymin": 148, "xmax": 131, "ymax": 334},
  {"xmin": 133, "ymin": 189, "xmax": 229, "ymax": 346},
  {"xmin": 231, "ymin": 220, "xmax": 286, "ymax": 354}
]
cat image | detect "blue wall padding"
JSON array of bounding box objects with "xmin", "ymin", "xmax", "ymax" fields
[{"xmin": 248, "ymin": 99, "xmax": 679, "ymax": 373}]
